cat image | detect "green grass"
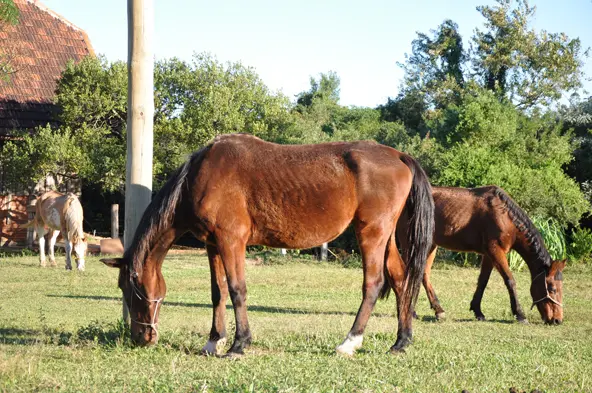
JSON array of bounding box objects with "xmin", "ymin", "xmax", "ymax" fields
[{"xmin": 1, "ymin": 253, "xmax": 591, "ymax": 392}]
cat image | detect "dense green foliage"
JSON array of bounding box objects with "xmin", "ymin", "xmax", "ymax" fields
[
  {"xmin": 1, "ymin": 253, "xmax": 592, "ymax": 392},
  {"xmin": 0, "ymin": 0, "xmax": 17, "ymax": 24}
]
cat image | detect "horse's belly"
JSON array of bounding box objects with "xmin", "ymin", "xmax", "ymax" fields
[
  {"xmin": 249, "ymin": 202, "xmax": 355, "ymax": 249},
  {"xmin": 46, "ymin": 208, "xmax": 62, "ymax": 229}
]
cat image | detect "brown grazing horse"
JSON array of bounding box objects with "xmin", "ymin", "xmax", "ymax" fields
[
  {"xmin": 398, "ymin": 186, "xmax": 564, "ymax": 324},
  {"xmin": 24, "ymin": 190, "xmax": 87, "ymax": 270},
  {"xmin": 101, "ymin": 134, "xmax": 434, "ymax": 356}
]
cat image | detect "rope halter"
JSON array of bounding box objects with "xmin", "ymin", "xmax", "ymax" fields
[
  {"xmin": 129, "ymin": 271, "xmax": 163, "ymax": 339},
  {"xmin": 530, "ymin": 269, "xmax": 563, "ymax": 310}
]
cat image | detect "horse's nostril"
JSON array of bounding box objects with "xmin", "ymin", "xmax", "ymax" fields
[{"xmin": 554, "ymin": 318, "xmax": 562, "ymax": 325}]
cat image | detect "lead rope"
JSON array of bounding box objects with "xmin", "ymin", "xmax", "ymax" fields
[
  {"xmin": 530, "ymin": 270, "xmax": 563, "ymax": 310},
  {"xmin": 129, "ymin": 273, "xmax": 163, "ymax": 338}
]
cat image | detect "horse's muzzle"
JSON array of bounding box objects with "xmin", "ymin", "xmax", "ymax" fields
[{"xmin": 131, "ymin": 327, "xmax": 158, "ymax": 346}]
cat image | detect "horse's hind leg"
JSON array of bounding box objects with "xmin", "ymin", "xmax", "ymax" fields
[
  {"xmin": 336, "ymin": 222, "xmax": 389, "ymax": 356},
  {"xmin": 422, "ymin": 247, "xmax": 445, "ymax": 320},
  {"xmin": 216, "ymin": 237, "xmax": 251, "ymax": 356},
  {"xmin": 470, "ymin": 254, "xmax": 493, "ymax": 320},
  {"xmin": 202, "ymin": 244, "xmax": 229, "ymax": 356},
  {"xmin": 384, "ymin": 233, "xmax": 414, "ymax": 353},
  {"xmin": 36, "ymin": 227, "xmax": 47, "ymax": 267},
  {"xmin": 47, "ymin": 230, "xmax": 59, "ymax": 267}
]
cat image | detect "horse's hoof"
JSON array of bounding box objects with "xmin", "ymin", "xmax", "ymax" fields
[
  {"xmin": 223, "ymin": 351, "xmax": 244, "ymax": 359},
  {"xmin": 435, "ymin": 312, "xmax": 446, "ymax": 321},
  {"xmin": 335, "ymin": 346, "xmax": 356, "ymax": 356},
  {"xmin": 388, "ymin": 346, "xmax": 406, "ymax": 355},
  {"xmin": 201, "ymin": 338, "xmax": 226, "ymax": 356},
  {"xmin": 517, "ymin": 317, "xmax": 529, "ymax": 324},
  {"xmin": 336, "ymin": 334, "xmax": 363, "ymax": 356},
  {"xmin": 389, "ymin": 336, "xmax": 411, "ymax": 354},
  {"xmin": 475, "ymin": 315, "xmax": 486, "ymax": 321}
]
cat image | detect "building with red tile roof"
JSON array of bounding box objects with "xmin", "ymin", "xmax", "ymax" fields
[{"xmin": 0, "ymin": 0, "xmax": 93, "ymax": 246}]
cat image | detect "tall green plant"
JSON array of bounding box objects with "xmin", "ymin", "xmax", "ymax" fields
[{"xmin": 508, "ymin": 217, "xmax": 566, "ymax": 271}]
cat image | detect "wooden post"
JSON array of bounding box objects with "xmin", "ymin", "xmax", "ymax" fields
[
  {"xmin": 320, "ymin": 242, "xmax": 328, "ymax": 261},
  {"xmin": 111, "ymin": 204, "xmax": 119, "ymax": 239},
  {"xmin": 123, "ymin": 0, "xmax": 154, "ymax": 323}
]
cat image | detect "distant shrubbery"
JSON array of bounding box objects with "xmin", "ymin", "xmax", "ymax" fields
[{"xmin": 2, "ymin": 0, "xmax": 591, "ymax": 263}]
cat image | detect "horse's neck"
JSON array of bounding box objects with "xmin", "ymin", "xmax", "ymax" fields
[
  {"xmin": 133, "ymin": 227, "xmax": 180, "ymax": 275},
  {"xmin": 513, "ymin": 235, "xmax": 548, "ymax": 279}
]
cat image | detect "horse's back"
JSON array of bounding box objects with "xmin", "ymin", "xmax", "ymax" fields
[
  {"xmin": 190, "ymin": 134, "xmax": 412, "ymax": 248},
  {"xmin": 34, "ymin": 191, "xmax": 83, "ymax": 236},
  {"xmin": 34, "ymin": 190, "xmax": 65, "ymax": 230},
  {"xmin": 432, "ymin": 186, "xmax": 513, "ymax": 252}
]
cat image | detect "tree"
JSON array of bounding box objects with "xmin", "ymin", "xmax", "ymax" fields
[
  {"xmin": 0, "ymin": 126, "xmax": 86, "ymax": 193},
  {"xmin": 433, "ymin": 88, "xmax": 589, "ymax": 224},
  {"xmin": 1, "ymin": 54, "xmax": 294, "ymax": 193},
  {"xmin": 472, "ymin": 0, "xmax": 587, "ymax": 109},
  {"xmin": 398, "ymin": 20, "xmax": 466, "ymax": 109},
  {"xmin": 397, "ymin": 1, "xmax": 588, "ymax": 112},
  {"xmin": 0, "ymin": 0, "xmax": 17, "ymax": 24}
]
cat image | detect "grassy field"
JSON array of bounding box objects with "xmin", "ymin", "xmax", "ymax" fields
[{"xmin": 1, "ymin": 252, "xmax": 591, "ymax": 393}]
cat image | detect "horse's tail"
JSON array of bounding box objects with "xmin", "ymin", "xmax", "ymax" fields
[
  {"xmin": 64, "ymin": 193, "xmax": 85, "ymax": 243},
  {"xmin": 381, "ymin": 155, "xmax": 434, "ymax": 311}
]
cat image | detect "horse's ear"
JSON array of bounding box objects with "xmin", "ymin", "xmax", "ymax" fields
[
  {"xmin": 549, "ymin": 259, "xmax": 567, "ymax": 279},
  {"xmin": 101, "ymin": 258, "xmax": 124, "ymax": 268}
]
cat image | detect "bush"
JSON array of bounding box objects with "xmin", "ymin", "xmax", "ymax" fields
[{"xmin": 568, "ymin": 227, "xmax": 592, "ymax": 264}]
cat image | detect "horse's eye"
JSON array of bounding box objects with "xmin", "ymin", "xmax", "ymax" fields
[{"xmin": 548, "ymin": 286, "xmax": 557, "ymax": 294}]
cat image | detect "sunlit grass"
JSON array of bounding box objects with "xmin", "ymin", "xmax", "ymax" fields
[{"xmin": 1, "ymin": 253, "xmax": 591, "ymax": 392}]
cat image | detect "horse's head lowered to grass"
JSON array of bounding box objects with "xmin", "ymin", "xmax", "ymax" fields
[
  {"xmin": 101, "ymin": 256, "xmax": 165, "ymax": 346},
  {"xmin": 530, "ymin": 259, "xmax": 565, "ymax": 325}
]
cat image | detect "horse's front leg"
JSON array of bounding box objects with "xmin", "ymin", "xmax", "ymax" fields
[
  {"xmin": 62, "ymin": 228, "xmax": 73, "ymax": 271},
  {"xmin": 489, "ymin": 248, "xmax": 527, "ymax": 323},
  {"xmin": 337, "ymin": 223, "xmax": 389, "ymax": 355},
  {"xmin": 201, "ymin": 244, "xmax": 229, "ymax": 356},
  {"xmin": 216, "ymin": 236, "xmax": 251, "ymax": 357}
]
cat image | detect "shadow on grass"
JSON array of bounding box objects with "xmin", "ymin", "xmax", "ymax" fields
[
  {"xmin": 46, "ymin": 294, "xmax": 392, "ymax": 318},
  {"xmin": 453, "ymin": 318, "xmax": 516, "ymax": 324},
  {"xmin": 0, "ymin": 327, "xmax": 44, "ymax": 345},
  {"xmin": 0, "ymin": 321, "xmax": 130, "ymax": 348}
]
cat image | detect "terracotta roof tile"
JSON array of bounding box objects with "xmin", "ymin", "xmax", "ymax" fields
[{"xmin": 0, "ymin": 0, "xmax": 94, "ymax": 137}]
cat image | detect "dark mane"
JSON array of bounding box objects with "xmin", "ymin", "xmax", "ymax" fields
[
  {"xmin": 492, "ymin": 187, "xmax": 552, "ymax": 267},
  {"xmin": 124, "ymin": 146, "xmax": 209, "ymax": 273}
]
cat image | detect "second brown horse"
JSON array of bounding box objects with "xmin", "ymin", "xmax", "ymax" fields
[{"xmin": 398, "ymin": 186, "xmax": 565, "ymax": 325}]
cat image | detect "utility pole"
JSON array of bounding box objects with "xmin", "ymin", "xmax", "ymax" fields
[{"xmin": 123, "ymin": 0, "xmax": 154, "ymax": 322}]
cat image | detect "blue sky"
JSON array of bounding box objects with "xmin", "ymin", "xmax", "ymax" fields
[{"xmin": 44, "ymin": 0, "xmax": 592, "ymax": 107}]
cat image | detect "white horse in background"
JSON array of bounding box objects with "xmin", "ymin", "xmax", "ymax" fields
[{"xmin": 24, "ymin": 191, "xmax": 87, "ymax": 270}]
